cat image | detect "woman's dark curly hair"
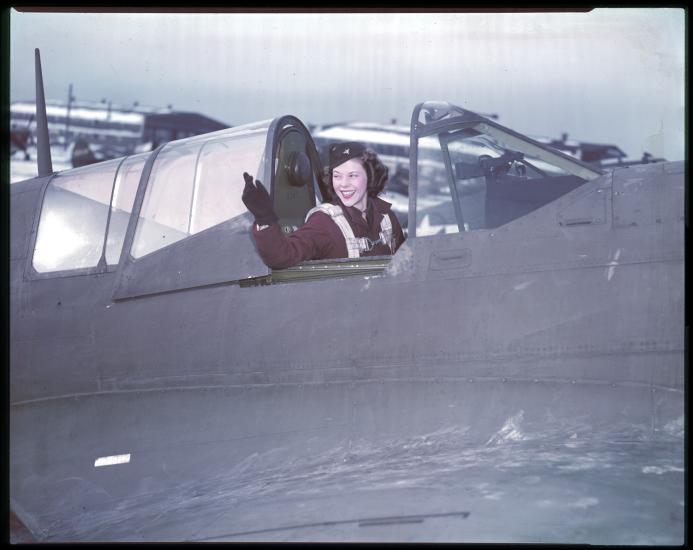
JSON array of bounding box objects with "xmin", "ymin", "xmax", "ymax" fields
[{"xmin": 321, "ymin": 148, "xmax": 389, "ymax": 202}]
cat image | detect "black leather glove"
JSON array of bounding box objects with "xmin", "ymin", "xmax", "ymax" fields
[{"xmin": 241, "ymin": 172, "xmax": 278, "ymax": 225}]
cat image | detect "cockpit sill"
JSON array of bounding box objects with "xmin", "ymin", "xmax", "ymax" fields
[
  {"xmin": 244, "ymin": 256, "xmax": 392, "ymax": 287},
  {"xmin": 92, "ymin": 256, "xmax": 395, "ymax": 303}
]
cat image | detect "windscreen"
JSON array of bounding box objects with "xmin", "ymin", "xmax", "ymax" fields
[{"xmin": 414, "ymin": 111, "xmax": 602, "ymax": 236}]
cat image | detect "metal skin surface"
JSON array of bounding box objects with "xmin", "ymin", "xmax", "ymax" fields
[{"xmin": 9, "ymin": 96, "xmax": 684, "ymax": 541}]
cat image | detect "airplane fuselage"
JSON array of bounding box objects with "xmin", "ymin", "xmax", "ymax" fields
[{"xmin": 10, "ymin": 100, "xmax": 685, "ymax": 543}]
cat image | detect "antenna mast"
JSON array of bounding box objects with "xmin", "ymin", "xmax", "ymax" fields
[{"xmin": 34, "ymin": 48, "xmax": 53, "ymax": 177}]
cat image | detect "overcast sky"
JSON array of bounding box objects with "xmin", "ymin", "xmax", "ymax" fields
[{"xmin": 10, "ymin": 8, "xmax": 685, "ymax": 160}]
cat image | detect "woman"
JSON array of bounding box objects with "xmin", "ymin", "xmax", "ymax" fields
[{"xmin": 242, "ymin": 141, "xmax": 406, "ymax": 269}]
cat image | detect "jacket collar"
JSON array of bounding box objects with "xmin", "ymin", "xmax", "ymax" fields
[{"xmin": 333, "ymin": 196, "xmax": 392, "ymax": 227}]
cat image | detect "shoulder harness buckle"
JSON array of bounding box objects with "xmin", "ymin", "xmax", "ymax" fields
[{"xmin": 306, "ymin": 204, "xmax": 395, "ymax": 258}]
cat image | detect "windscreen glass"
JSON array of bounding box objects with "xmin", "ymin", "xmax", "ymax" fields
[
  {"xmin": 414, "ymin": 135, "xmax": 458, "ymax": 236},
  {"xmin": 415, "ymin": 119, "xmax": 599, "ymax": 236},
  {"xmin": 131, "ymin": 121, "xmax": 271, "ymax": 258}
]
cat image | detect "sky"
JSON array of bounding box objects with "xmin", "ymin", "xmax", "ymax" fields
[{"xmin": 9, "ymin": 8, "xmax": 686, "ymax": 160}]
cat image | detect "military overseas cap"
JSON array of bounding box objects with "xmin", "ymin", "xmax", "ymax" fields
[{"xmin": 329, "ymin": 141, "xmax": 366, "ymax": 170}]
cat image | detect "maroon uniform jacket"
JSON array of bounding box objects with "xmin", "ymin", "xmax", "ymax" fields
[{"xmin": 252, "ymin": 196, "xmax": 406, "ymax": 269}]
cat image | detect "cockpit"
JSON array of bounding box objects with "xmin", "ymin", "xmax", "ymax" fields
[
  {"xmin": 26, "ymin": 101, "xmax": 604, "ymax": 298},
  {"xmin": 409, "ymin": 101, "xmax": 603, "ymax": 236}
]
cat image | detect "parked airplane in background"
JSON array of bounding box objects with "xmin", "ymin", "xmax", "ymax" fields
[
  {"xmin": 10, "ymin": 114, "xmax": 34, "ymax": 160},
  {"xmin": 10, "ymin": 50, "xmax": 684, "ymax": 544},
  {"xmin": 532, "ymin": 132, "xmax": 666, "ymax": 168},
  {"xmin": 10, "ymin": 97, "xmax": 229, "ymax": 168}
]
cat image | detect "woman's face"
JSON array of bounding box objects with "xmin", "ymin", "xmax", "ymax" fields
[{"xmin": 332, "ymin": 158, "xmax": 368, "ymax": 211}]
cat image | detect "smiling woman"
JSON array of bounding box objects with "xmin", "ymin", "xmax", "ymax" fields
[
  {"xmin": 242, "ymin": 141, "xmax": 406, "ymax": 269},
  {"xmin": 331, "ymin": 158, "xmax": 368, "ymax": 211}
]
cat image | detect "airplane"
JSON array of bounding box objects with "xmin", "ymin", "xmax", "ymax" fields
[
  {"xmin": 10, "ymin": 115, "xmax": 34, "ymax": 161},
  {"xmin": 9, "ymin": 49, "xmax": 684, "ymax": 543},
  {"xmin": 11, "ymin": 97, "xmax": 229, "ymax": 170},
  {"xmin": 69, "ymin": 136, "xmax": 150, "ymax": 168},
  {"xmin": 532, "ymin": 133, "xmax": 667, "ymax": 168}
]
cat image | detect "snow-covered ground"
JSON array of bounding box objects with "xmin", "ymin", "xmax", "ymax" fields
[{"xmin": 10, "ymin": 146, "xmax": 72, "ymax": 184}]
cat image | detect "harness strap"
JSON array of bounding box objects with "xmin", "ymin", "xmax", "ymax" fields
[
  {"xmin": 306, "ymin": 204, "xmax": 396, "ymax": 258},
  {"xmin": 379, "ymin": 212, "xmax": 395, "ymax": 254}
]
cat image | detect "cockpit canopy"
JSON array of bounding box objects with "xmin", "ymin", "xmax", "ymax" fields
[{"xmin": 28, "ymin": 100, "xmax": 605, "ymax": 297}]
